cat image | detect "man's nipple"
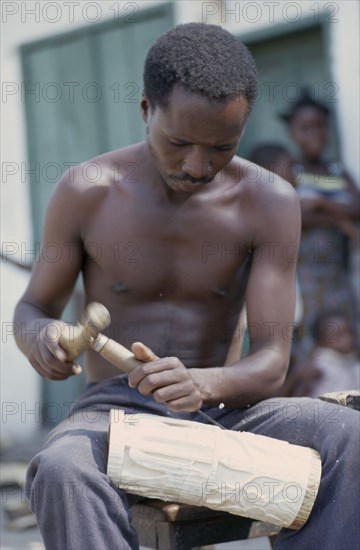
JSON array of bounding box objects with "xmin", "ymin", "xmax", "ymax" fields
[
  {"xmin": 213, "ymin": 287, "xmax": 228, "ymax": 298},
  {"xmin": 111, "ymin": 282, "xmax": 128, "ymax": 293}
]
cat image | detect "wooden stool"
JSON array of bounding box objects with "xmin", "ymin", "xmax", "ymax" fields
[
  {"xmin": 131, "ymin": 499, "xmax": 254, "ymax": 550},
  {"xmin": 319, "ymin": 390, "xmax": 360, "ymax": 411}
]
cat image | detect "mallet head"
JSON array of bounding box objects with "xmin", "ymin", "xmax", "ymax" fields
[{"xmin": 59, "ymin": 302, "xmax": 111, "ymax": 361}]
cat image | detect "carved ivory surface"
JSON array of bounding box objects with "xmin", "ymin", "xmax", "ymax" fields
[{"xmin": 107, "ymin": 410, "xmax": 321, "ymax": 529}]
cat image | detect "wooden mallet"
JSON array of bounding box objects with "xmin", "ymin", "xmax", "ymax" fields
[
  {"xmin": 58, "ymin": 301, "xmax": 144, "ymax": 372},
  {"xmin": 59, "ymin": 302, "xmax": 224, "ymax": 428}
]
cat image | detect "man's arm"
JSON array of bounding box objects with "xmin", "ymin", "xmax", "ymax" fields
[
  {"xmin": 190, "ymin": 180, "xmax": 301, "ymax": 407},
  {"xmin": 13, "ymin": 170, "xmax": 87, "ymax": 379},
  {"xmin": 128, "ymin": 179, "xmax": 301, "ymax": 410}
]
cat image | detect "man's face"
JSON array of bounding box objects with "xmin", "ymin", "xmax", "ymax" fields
[{"xmin": 141, "ymin": 85, "xmax": 249, "ymax": 194}]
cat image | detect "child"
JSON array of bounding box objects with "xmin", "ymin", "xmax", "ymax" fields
[
  {"xmin": 307, "ymin": 311, "xmax": 359, "ymax": 398},
  {"xmin": 279, "ymin": 311, "xmax": 359, "ymax": 398}
]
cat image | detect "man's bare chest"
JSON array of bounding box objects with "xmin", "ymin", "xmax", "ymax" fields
[{"xmin": 83, "ymin": 193, "xmax": 252, "ymax": 300}]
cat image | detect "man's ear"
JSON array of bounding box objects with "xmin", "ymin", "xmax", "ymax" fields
[{"xmin": 140, "ymin": 92, "xmax": 151, "ymax": 123}]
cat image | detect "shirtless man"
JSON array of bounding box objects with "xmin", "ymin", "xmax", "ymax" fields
[{"xmin": 14, "ymin": 23, "xmax": 358, "ymax": 550}]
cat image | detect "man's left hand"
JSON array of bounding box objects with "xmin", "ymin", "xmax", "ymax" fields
[{"xmin": 128, "ymin": 342, "xmax": 203, "ymax": 412}]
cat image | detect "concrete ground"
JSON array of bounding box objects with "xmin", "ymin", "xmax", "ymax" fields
[{"xmin": 1, "ymin": 432, "xmax": 270, "ymax": 550}]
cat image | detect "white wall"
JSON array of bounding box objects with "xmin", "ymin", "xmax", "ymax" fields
[
  {"xmin": 328, "ymin": 1, "xmax": 360, "ymax": 183},
  {"xmin": 1, "ymin": 0, "xmax": 358, "ymax": 440}
]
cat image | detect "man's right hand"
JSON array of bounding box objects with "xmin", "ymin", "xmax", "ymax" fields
[{"xmin": 28, "ymin": 321, "xmax": 82, "ymax": 380}]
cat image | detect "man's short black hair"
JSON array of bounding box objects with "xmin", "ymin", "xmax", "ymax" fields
[{"xmin": 143, "ymin": 23, "xmax": 258, "ymax": 111}]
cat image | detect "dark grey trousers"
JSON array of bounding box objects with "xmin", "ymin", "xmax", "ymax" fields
[{"xmin": 26, "ymin": 374, "xmax": 360, "ymax": 550}]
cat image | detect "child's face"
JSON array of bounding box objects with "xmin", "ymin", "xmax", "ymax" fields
[
  {"xmin": 289, "ymin": 106, "xmax": 328, "ymax": 161},
  {"xmin": 323, "ymin": 317, "xmax": 355, "ymax": 354}
]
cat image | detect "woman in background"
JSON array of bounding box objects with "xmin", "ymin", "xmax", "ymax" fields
[{"xmin": 282, "ymin": 91, "xmax": 359, "ymax": 364}]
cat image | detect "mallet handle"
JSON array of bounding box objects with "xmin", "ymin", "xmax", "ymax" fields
[
  {"xmin": 92, "ymin": 334, "xmax": 142, "ymax": 373},
  {"xmin": 92, "ymin": 333, "xmax": 226, "ymax": 428}
]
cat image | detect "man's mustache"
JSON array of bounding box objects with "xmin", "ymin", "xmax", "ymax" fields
[{"xmin": 169, "ymin": 174, "xmax": 214, "ymax": 185}]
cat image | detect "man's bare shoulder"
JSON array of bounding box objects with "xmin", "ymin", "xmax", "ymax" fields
[
  {"xmin": 46, "ymin": 143, "xmax": 146, "ymax": 236},
  {"xmin": 228, "ymin": 155, "xmax": 297, "ymax": 199},
  {"xmin": 58, "ymin": 142, "xmax": 145, "ymax": 194},
  {"xmin": 227, "ymin": 155, "xmax": 298, "ymax": 209},
  {"xmin": 226, "ymin": 155, "xmax": 301, "ymax": 240}
]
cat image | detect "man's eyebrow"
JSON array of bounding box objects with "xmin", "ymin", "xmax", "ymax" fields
[
  {"xmin": 165, "ymin": 133, "xmax": 238, "ymax": 147},
  {"xmin": 168, "ymin": 137, "xmax": 192, "ymax": 144}
]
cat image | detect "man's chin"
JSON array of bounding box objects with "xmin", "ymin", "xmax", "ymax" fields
[
  {"xmin": 167, "ymin": 181, "xmax": 204, "ymax": 193},
  {"xmin": 165, "ymin": 177, "xmax": 213, "ymax": 193}
]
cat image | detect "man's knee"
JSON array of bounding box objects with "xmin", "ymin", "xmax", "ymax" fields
[
  {"xmin": 26, "ymin": 445, "xmax": 130, "ymax": 513},
  {"xmin": 293, "ymin": 399, "xmax": 359, "ymax": 470},
  {"xmin": 26, "ymin": 447, "xmax": 86, "ymax": 508},
  {"xmin": 318, "ymin": 404, "xmax": 359, "ymax": 454}
]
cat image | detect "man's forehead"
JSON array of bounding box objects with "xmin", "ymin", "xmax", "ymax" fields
[
  {"xmin": 154, "ymin": 85, "xmax": 248, "ymax": 141},
  {"xmin": 165, "ymin": 83, "xmax": 248, "ymax": 112}
]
